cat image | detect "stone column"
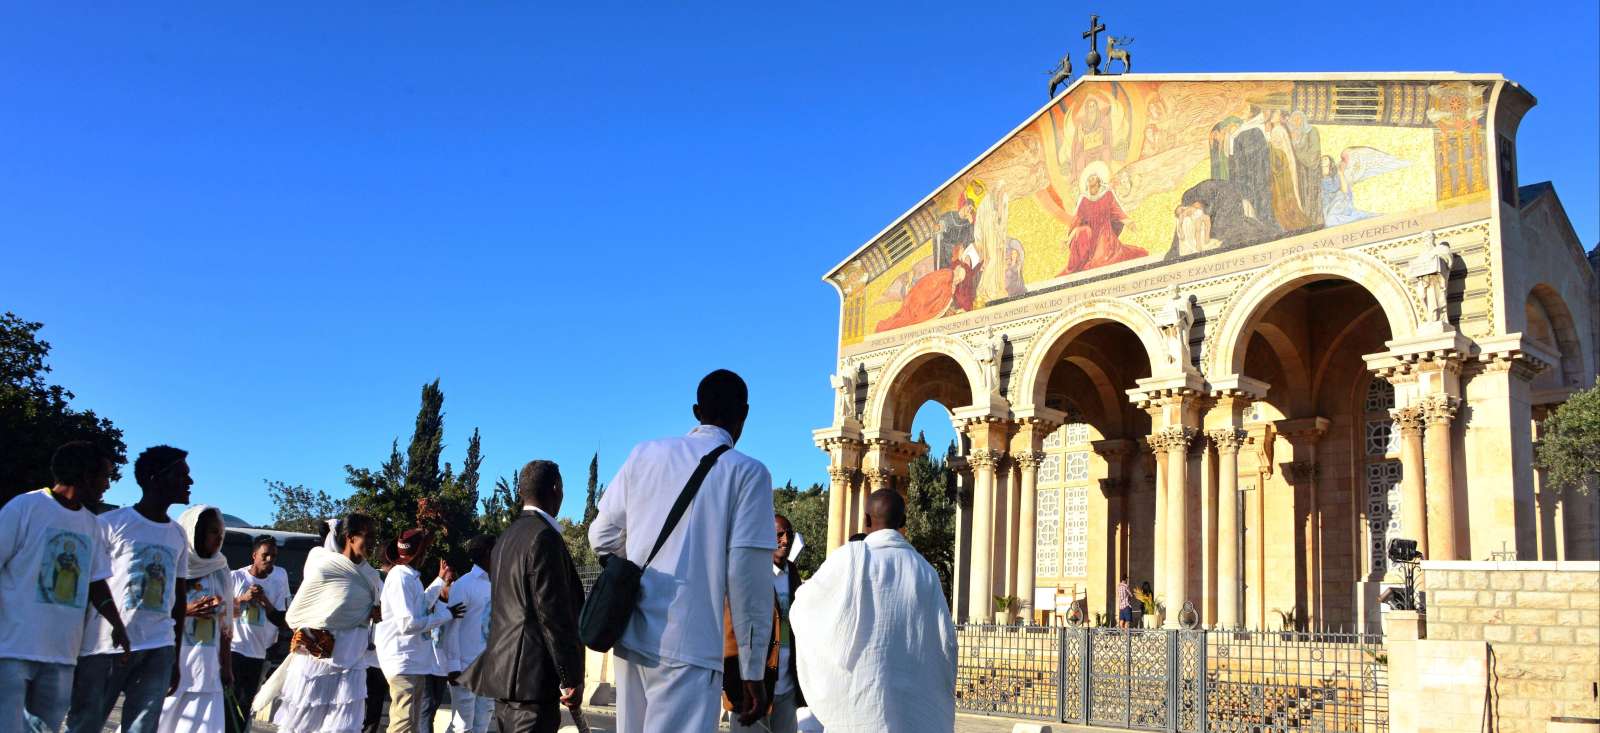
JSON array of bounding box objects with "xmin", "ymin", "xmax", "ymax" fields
[
  {"xmin": 1148, "ymin": 438, "xmax": 1167, "ymax": 618},
  {"xmin": 826, "ymin": 466, "xmax": 853, "ymax": 550},
  {"xmin": 951, "ymin": 457, "xmax": 974, "ymax": 619},
  {"xmin": 1014, "ymin": 451, "xmax": 1044, "ymax": 624},
  {"xmin": 1423, "ymin": 395, "xmax": 1461, "ymax": 560},
  {"xmin": 814, "ymin": 432, "xmax": 863, "ymax": 553},
  {"xmin": 966, "ymin": 447, "xmax": 1002, "ymax": 623},
  {"xmin": 1391, "ymin": 405, "xmax": 1428, "ymax": 558},
  {"xmin": 1209, "ymin": 428, "xmax": 1246, "ymax": 628},
  {"xmin": 1162, "ymin": 427, "xmax": 1197, "ymax": 626},
  {"xmin": 1277, "ymin": 417, "xmax": 1328, "ymax": 629}
]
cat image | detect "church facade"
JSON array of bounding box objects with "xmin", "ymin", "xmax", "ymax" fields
[{"xmin": 813, "ymin": 72, "xmax": 1599, "ymax": 631}]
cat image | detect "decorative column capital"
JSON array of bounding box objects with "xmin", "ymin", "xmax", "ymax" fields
[
  {"xmin": 1098, "ymin": 477, "xmax": 1129, "ymax": 497},
  {"xmin": 1282, "ymin": 460, "xmax": 1319, "ymax": 486},
  {"xmin": 1390, "ymin": 405, "xmax": 1426, "ymax": 435},
  {"xmin": 826, "ymin": 466, "xmax": 856, "ymax": 483},
  {"xmin": 1206, "ymin": 428, "xmax": 1248, "ymax": 453},
  {"xmin": 1014, "ymin": 451, "xmax": 1046, "ymax": 471},
  {"xmin": 863, "ymin": 466, "xmax": 894, "ymax": 484},
  {"xmin": 1150, "ymin": 426, "xmax": 1198, "ymax": 452},
  {"xmin": 1422, "ymin": 394, "xmax": 1460, "ymax": 424},
  {"xmin": 967, "ymin": 448, "xmax": 1004, "ymax": 470}
]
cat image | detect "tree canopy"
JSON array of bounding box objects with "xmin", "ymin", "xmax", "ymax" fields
[
  {"xmin": 1537, "ymin": 380, "xmax": 1600, "ymax": 495},
  {"xmin": 0, "ymin": 312, "xmax": 127, "ymax": 507},
  {"xmin": 342, "ymin": 380, "xmax": 485, "ymax": 563}
]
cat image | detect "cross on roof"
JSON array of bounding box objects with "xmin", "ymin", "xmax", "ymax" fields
[{"xmin": 1082, "ymin": 14, "xmax": 1106, "ymax": 75}]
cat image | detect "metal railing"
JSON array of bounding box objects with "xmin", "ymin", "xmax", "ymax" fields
[{"xmin": 953, "ymin": 624, "xmax": 1388, "ymax": 732}]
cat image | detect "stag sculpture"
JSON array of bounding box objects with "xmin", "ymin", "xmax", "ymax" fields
[
  {"xmin": 1106, "ymin": 36, "xmax": 1133, "ymax": 73},
  {"xmin": 1047, "ymin": 53, "xmax": 1072, "ymax": 97}
]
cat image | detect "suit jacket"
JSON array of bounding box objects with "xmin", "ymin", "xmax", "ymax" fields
[
  {"xmin": 721, "ymin": 560, "xmax": 806, "ymax": 711},
  {"xmin": 461, "ymin": 510, "xmax": 584, "ymax": 703}
]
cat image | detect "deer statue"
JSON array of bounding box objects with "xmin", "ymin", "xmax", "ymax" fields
[
  {"xmin": 1106, "ymin": 36, "xmax": 1133, "ymax": 74},
  {"xmin": 1046, "ymin": 52, "xmax": 1072, "ymax": 97}
]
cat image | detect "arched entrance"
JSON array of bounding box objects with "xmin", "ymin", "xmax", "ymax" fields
[{"xmin": 1227, "ymin": 276, "xmax": 1398, "ymax": 631}]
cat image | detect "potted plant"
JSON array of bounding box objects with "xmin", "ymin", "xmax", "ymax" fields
[{"xmin": 992, "ymin": 594, "xmax": 1018, "ymax": 625}]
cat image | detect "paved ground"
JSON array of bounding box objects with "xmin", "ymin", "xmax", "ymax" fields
[{"xmin": 104, "ymin": 701, "xmax": 1113, "ymax": 732}]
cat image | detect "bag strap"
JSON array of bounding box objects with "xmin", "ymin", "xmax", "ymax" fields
[{"xmin": 643, "ymin": 444, "xmax": 732, "ymax": 569}]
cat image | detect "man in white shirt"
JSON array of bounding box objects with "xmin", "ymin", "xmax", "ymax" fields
[
  {"xmin": 791, "ymin": 489, "xmax": 958, "ymax": 733},
  {"xmin": 443, "ymin": 536, "xmax": 494, "ymax": 733},
  {"xmin": 67, "ymin": 445, "xmax": 197, "ymax": 733},
  {"xmin": 0, "ymin": 442, "xmax": 130, "ymax": 733},
  {"xmin": 375, "ymin": 528, "xmax": 464, "ymax": 733},
  {"xmin": 229, "ymin": 535, "xmax": 291, "ymax": 730},
  {"xmin": 588, "ymin": 370, "xmax": 777, "ymax": 733}
]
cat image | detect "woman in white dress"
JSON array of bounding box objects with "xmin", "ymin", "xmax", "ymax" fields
[
  {"xmin": 158, "ymin": 505, "xmax": 235, "ymax": 733},
  {"xmin": 257, "ymin": 513, "xmax": 381, "ymax": 733}
]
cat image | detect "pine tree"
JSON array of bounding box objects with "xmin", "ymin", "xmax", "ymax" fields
[{"xmin": 344, "ymin": 380, "xmax": 483, "ymax": 565}]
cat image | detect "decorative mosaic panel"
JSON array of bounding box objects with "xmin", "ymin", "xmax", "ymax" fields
[
  {"xmin": 1038, "ymin": 454, "xmax": 1061, "ymax": 485},
  {"xmin": 1365, "ymin": 378, "xmax": 1396, "ymax": 412},
  {"xmin": 1043, "ymin": 427, "xmax": 1064, "ymax": 450},
  {"xmin": 1037, "ymin": 488, "xmax": 1061, "ymax": 577},
  {"xmin": 1064, "ymin": 451, "xmax": 1090, "ymax": 482},
  {"xmin": 1063, "ymin": 485, "xmax": 1088, "ymax": 577},
  {"xmin": 1366, "ymin": 460, "xmax": 1403, "ymax": 574},
  {"xmin": 1064, "ymin": 422, "xmax": 1091, "ymax": 446},
  {"xmin": 1365, "ymin": 419, "xmax": 1398, "ymax": 456}
]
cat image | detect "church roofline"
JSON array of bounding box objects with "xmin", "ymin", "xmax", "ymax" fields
[{"xmin": 821, "ymin": 71, "xmax": 1513, "ymax": 284}]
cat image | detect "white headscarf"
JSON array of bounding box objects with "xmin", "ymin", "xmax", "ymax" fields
[
  {"xmin": 177, "ymin": 504, "xmax": 232, "ymax": 579},
  {"xmin": 322, "ymin": 518, "xmax": 340, "ymax": 552}
]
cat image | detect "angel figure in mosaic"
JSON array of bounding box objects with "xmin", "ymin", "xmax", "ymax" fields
[{"xmin": 1320, "ymin": 147, "xmax": 1411, "ymax": 226}]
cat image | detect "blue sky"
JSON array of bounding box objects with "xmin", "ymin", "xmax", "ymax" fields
[{"xmin": 4, "ymin": 2, "xmax": 1595, "ymax": 524}]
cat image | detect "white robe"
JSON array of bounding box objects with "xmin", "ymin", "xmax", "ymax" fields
[{"xmin": 790, "ymin": 529, "xmax": 957, "ymax": 733}]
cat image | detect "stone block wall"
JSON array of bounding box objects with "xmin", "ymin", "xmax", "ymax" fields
[{"xmin": 1423, "ymin": 560, "xmax": 1600, "ymax": 731}]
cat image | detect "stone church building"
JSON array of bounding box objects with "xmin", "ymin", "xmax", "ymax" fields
[{"xmin": 812, "ymin": 72, "xmax": 1599, "ymax": 631}]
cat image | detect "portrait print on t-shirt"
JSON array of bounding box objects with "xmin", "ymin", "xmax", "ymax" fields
[
  {"xmin": 184, "ymin": 578, "xmax": 218, "ymax": 647},
  {"xmin": 125, "ymin": 543, "xmax": 177, "ymax": 612},
  {"xmin": 38, "ymin": 530, "xmax": 91, "ymax": 608}
]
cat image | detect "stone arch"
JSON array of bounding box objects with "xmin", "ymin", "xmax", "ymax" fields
[
  {"xmin": 1015, "ymin": 297, "xmax": 1167, "ymax": 412},
  {"xmin": 1526, "ymin": 284, "xmax": 1586, "ymax": 390},
  {"xmin": 1208, "ymin": 249, "xmax": 1418, "ymax": 376},
  {"xmin": 864, "ymin": 334, "xmax": 989, "ymax": 431}
]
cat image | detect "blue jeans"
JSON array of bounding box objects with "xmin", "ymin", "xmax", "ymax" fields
[
  {"xmin": 65, "ymin": 646, "xmax": 176, "ymax": 733},
  {"xmin": 0, "ymin": 657, "xmax": 77, "ymax": 732}
]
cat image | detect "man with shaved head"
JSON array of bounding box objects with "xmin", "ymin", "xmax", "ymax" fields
[
  {"xmin": 790, "ymin": 489, "xmax": 957, "ymax": 732},
  {"xmin": 589, "ymin": 370, "xmax": 777, "ymax": 733}
]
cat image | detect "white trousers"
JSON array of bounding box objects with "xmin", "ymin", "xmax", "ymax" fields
[
  {"xmin": 446, "ymin": 684, "xmax": 492, "ymax": 733},
  {"xmin": 614, "ymin": 655, "xmax": 723, "ymax": 733},
  {"xmin": 156, "ymin": 690, "xmax": 225, "ymax": 733}
]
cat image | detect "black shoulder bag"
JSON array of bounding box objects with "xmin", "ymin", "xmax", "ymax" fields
[{"xmin": 579, "ymin": 444, "xmax": 731, "ymax": 652}]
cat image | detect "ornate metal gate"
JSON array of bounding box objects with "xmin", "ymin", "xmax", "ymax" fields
[
  {"xmin": 956, "ymin": 625, "xmax": 1388, "ymax": 732},
  {"xmin": 1084, "ymin": 629, "xmax": 1172, "ymax": 729}
]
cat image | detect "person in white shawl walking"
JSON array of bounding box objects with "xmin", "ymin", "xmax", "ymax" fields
[
  {"xmin": 790, "ymin": 489, "xmax": 957, "ymax": 733},
  {"xmin": 156, "ymin": 505, "xmax": 234, "ymax": 733},
  {"xmin": 255, "ymin": 513, "xmax": 382, "ymax": 733}
]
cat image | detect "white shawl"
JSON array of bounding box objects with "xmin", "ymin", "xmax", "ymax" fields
[
  {"xmin": 790, "ymin": 530, "xmax": 957, "ymax": 733},
  {"xmin": 253, "ymin": 546, "xmax": 381, "ymax": 713}
]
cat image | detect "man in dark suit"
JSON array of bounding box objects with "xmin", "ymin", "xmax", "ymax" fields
[{"xmin": 460, "ymin": 460, "xmax": 584, "ymax": 733}]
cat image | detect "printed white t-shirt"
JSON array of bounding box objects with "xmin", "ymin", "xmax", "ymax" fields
[
  {"xmin": 229, "ymin": 565, "xmax": 290, "ymax": 659},
  {"xmin": 177, "ymin": 567, "xmax": 233, "ymax": 693},
  {"xmin": 81, "ymin": 506, "xmax": 190, "ymax": 655},
  {"xmin": 0, "ymin": 489, "xmax": 111, "ymax": 664}
]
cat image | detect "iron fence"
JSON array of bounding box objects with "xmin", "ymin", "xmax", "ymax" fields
[
  {"xmin": 953, "ymin": 624, "xmax": 1061, "ymax": 719},
  {"xmin": 953, "ymin": 625, "xmax": 1388, "ymax": 732}
]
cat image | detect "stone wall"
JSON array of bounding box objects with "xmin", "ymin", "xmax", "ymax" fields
[{"xmin": 1423, "ymin": 560, "xmax": 1600, "ymax": 731}]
